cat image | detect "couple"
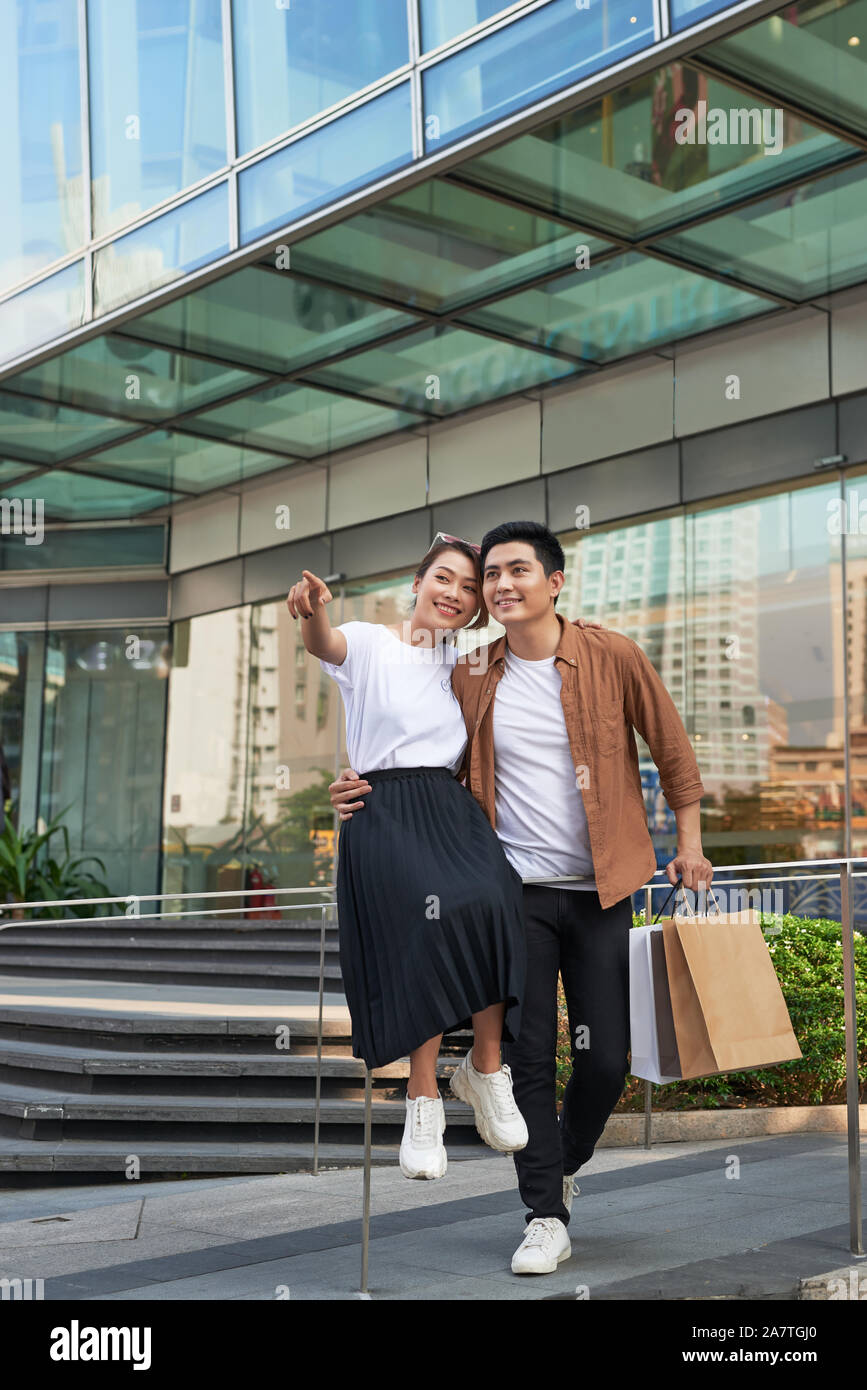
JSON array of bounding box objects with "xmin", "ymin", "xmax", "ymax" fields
[{"xmin": 287, "ymin": 520, "xmax": 712, "ymax": 1276}]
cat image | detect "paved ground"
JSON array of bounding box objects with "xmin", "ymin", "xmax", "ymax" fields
[{"xmin": 1, "ymin": 1133, "xmax": 863, "ymax": 1301}]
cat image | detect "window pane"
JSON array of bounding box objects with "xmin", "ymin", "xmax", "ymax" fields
[
  {"xmin": 655, "ymin": 162, "xmax": 867, "ymax": 299},
  {"xmin": 94, "ymin": 183, "xmax": 230, "ymax": 314},
  {"xmin": 291, "ymin": 178, "xmax": 613, "ymax": 314},
  {"xmin": 88, "ymin": 0, "xmax": 227, "ymax": 238},
  {"xmin": 463, "ymin": 252, "xmax": 767, "ymax": 362},
  {"xmin": 456, "ymin": 64, "xmax": 857, "ymax": 242},
  {"xmin": 304, "ymin": 325, "xmax": 581, "ymax": 415},
  {"xmin": 423, "ymin": 0, "xmax": 656, "ymax": 149},
  {"xmin": 40, "ymin": 628, "xmax": 169, "ymax": 895},
  {"xmin": 191, "ymin": 382, "xmax": 421, "ymax": 458},
  {"xmin": 0, "ymin": 0, "xmax": 85, "ymax": 294},
  {"xmin": 129, "ymin": 266, "xmax": 415, "ymax": 373},
  {"xmin": 561, "ymin": 516, "xmax": 685, "ymax": 870},
  {"xmin": 670, "ymin": 0, "xmax": 736, "ymax": 34},
  {"xmin": 162, "ymin": 608, "xmax": 252, "ymax": 903},
  {"xmin": 0, "ymin": 389, "xmax": 136, "ymax": 463},
  {"xmin": 420, "ymin": 0, "xmax": 519, "ymax": 50},
  {"xmin": 4, "ymin": 333, "xmax": 267, "ymax": 424},
  {"xmin": 0, "ymin": 524, "xmax": 166, "ymax": 571},
  {"xmin": 0, "ymin": 263, "xmax": 86, "ymax": 369},
  {"xmin": 233, "ymin": 0, "xmax": 409, "ymax": 156},
  {"xmin": 700, "ymin": 0, "xmax": 867, "ymax": 139},
  {"xmin": 239, "ymin": 84, "xmax": 413, "ymax": 245},
  {"xmin": 88, "ymin": 429, "xmax": 292, "ymax": 493},
  {"xmin": 3, "ymin": 468, "xmax": 178, "ymax": 519},
  {"xmin": 686, "ymin": 484, "xmax": 845, "ymax": 874}
]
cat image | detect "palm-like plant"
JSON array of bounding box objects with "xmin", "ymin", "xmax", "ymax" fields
[{"xmin": 0, "ymin": 805, "xmax": 118, "ymax": 918}]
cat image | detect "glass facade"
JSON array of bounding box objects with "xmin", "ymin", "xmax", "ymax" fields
[
  {"xmin": 423, "ymin": 0, "xmax": 656, "ymax": 149},
  {"xmin": 0, "ymin": 0, "xmax": 85, "ymax": 294},
  {"xmin": 151, "ymin": 473, "xmax": 860, "ymax": 904},
  {"xmin": 238, "ymin": 83, "xmax": 414, "ymax": 245},
  {"xmin": 233, "ymin": 0, "xmax": 409, "ymax": 155},
  {"xmin": 0, "ymin": 0, "xmax": 772, "ymax": 358},
  {"xmin": 0, "ymin": 626, "xmax": 169, "ymax": 896},
  {"xmin": 87, "ymin": 0, "xmax": 227, "ymax": 238}
]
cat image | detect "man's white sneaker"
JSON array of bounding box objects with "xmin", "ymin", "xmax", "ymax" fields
[
  {"xmin": 511, "ymin": 1217, "xmax": 572, "ymax": 1275},
  {"xmin": 449, "ymin": 1052, "xmax": 528, "ymax": 1152},
  {"xmin": 399, "ymin": 1095, "xmax": 447, "ymax": 1179},
  {"xmin": 563, "ymin": 1174, "xmax": 580, "ymax": 1216}
]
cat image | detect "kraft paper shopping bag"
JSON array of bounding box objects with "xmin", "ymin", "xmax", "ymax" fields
[
  {"xmin": 629, "ymin": 923, "xmax": 682, "ymax": 1083},
  {"xmin": 661, "ymin": 909, "xmax": 802, "ymax": 1080}
]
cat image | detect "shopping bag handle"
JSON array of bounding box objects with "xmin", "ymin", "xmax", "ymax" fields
[
  {"xmin": 652, "ymin": 876, "xmax": 684, "ymax": 924},
  {"xmin": 652, "ymin": 877, "xmax": 721, "ymax": 923}
]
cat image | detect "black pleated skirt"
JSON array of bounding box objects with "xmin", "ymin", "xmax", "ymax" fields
[{"xmin": 335, "ymin": 766, "xmax": 527, "ymax": 1070}]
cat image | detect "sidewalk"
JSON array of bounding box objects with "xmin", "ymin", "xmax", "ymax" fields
[{"xmin": 1, "ymin": 1133, "xmax": 862, "ymax": 1300}]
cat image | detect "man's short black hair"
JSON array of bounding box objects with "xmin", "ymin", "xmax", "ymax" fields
[{"xmin": 480, "ymin": 521, "xmax": 566, "ymax": 602}]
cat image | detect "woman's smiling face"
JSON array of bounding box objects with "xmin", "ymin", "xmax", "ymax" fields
[{"xmin": 411, "ymin": 547, "xmax": 481, "ymax": 631}]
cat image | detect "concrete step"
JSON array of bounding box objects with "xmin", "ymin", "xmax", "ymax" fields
[
  {"xmin": 0, "ymin": 955, "xmax": 345, "ymax": 989},
  {"xmin": 0, "ymin": 1008, "xmax": 354, "ymax": 1038},
  {"xmin": 0, "ymin": 1135, "xmax": 481, "ymax": 1174},
  {"xmin": 0, "ymin": 934, "xmax": 340, "ymax": 953}
]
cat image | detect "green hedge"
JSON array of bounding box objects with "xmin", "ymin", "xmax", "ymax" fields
[{"xmin": 556, "ymin": 914, "xmax": 866, "ymax": 1111}]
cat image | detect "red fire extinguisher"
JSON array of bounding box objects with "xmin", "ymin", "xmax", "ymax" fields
[{"xmin": 245, "ymin": 866, "xmax": 281, "ymax": 920}]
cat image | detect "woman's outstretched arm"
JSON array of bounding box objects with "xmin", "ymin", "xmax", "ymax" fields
[{"xmin": 286, "ymin": 570, "xmax": 347, "ymax": 664}]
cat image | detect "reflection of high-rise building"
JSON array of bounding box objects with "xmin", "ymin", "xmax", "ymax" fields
[{"xmin": 564, "ymin": 510, "xmax": 782, "ymax": 796}]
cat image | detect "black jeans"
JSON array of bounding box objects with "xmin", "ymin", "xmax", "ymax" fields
[{"xmin": 502, "ymin": 885, "xmax": 632, "ymax": 1227}]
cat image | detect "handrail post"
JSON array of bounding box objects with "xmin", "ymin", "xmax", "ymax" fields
[
  {"xmin": 360, "ymin": 1065, "xmax": 372, "ymax": 1296},
  {"xmin": 313, "ymin": 904, "xmax": 327, "ymax": 1176},
  {"xmin": 643, "ymin": 885, "xmax": 654, "ymax": 1150},
  {"xmin": 839, "ymin": 861, "xmax": 864, "ymax": 1256},
  {"xmin": 124, "ymin": 895, "xmax": 140, "ymax": 918}
]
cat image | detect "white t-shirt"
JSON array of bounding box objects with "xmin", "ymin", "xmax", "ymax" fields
[
  {"xmin": 492, "ymin": 648, "xmax": 597, "ymax": 892},
  {"xmin": 319, "ymin": 621, "xmax": 466, "ymax": 775}
]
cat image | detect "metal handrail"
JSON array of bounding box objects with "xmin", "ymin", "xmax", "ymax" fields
[
  {"xmin": 641, "ymin": 859, "xmax": 863, "ymax": 1263},
  {"xmin": 0, "ymin": 883, "xmax": 339, "ymax": 1180},
  {"xmin": 1, "ymin": 855, "xmax": 862, "ymax": 1288}
]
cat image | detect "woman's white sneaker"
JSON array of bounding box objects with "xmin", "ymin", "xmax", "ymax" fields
[
  {"xmin": 449, "ymin": 1052, "xmax": 528, "ymax": 1152},
  {"xmin": 399, "ymin": 1095, "xmax": 447, "ymax": 1179},
  {"xmin": 563, "ymin": 1174, "xmax": 580, "ymax": 1215},
  {"xmin": 511, "ymin": 1217, "xmax": 572, "ymax": 1275}
]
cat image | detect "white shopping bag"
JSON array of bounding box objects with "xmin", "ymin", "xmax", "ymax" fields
[{"xmin": 629, "ymin": 923, "xmax": 682, "ymax": 1084}]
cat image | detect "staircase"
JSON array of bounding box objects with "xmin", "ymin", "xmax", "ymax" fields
[
  {"xmin": 0, "ymin": 917, "xmax": 491, "ymax": 1174},
  {"xmin": 0, "ymin": 917, "xmax": 344, "ymax": 993}
]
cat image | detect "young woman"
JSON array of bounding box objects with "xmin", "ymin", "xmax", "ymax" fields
[{"xmin": 287, "ymin": 537, "xmax": 529, "ymax": 1181}]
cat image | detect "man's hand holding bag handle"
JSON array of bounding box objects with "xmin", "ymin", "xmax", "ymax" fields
[{"xmin": 630, "ymin": 877, "xmax": 802, "ymax": 1084}]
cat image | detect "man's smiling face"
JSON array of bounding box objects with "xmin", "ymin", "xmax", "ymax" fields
[{"xmin": 482, "ymin": 540, "xmax": 564, "ymax": 627}]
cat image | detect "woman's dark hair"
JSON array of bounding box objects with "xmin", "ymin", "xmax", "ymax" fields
[{"xmin": 410, "ymin": 540, "xmax": 489, "ymax": 630}]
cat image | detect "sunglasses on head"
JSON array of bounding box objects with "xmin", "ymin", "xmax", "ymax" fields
[{"xmin": 429, "ymin": 530, "xmax": 481, "ymax": 556}]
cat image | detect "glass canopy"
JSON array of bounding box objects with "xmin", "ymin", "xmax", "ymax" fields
[{"xmin": 1, "ymin": 0, "xmax": 864, "ymax": 520}]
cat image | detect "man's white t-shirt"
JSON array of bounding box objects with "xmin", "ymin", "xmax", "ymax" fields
[
  {"xmin": 319, "ymin": 621, "xmax": 466, "ymax": 775},
  {"xmin": 492, "ymin": 648, "xmax": 597, "ymax": 892}
]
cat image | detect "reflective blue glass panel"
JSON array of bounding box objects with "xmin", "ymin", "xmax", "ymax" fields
[
  {"xmin": 88, "ymin": 0, "xmax": 227, "ymax": 237},
  {"xmin": 423, "ymin": 0, "xmax": 656, "ymax": 148},
  {"xmin": 239, "ymin": 84, "xmax": 413, "ymax": 245},
  {"xmin": 94, "ymin": 183, "xmax": 229, "ymax": 314},
  {"xmin": 420, "ymin": 1, "xmax": 517, "ymax": 50},
  {"xmin": 0, "ymin": 262, "xmax": 86, "ymax": 368},
  {"xmin": 0, "ymin": 0, "xmax": 85, "ymax": 294},
  {"xmin": 670, "ymin": 0, "xmax": 737, "ymax": 33},
  {"xmin": 233, "ymin": 0, "xmax": 409, "ymax": 156}
]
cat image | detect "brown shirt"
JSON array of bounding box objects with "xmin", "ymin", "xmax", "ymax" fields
[{"xmin": 450, "ymin": 614, "xmax": 705, "ymax": 909}]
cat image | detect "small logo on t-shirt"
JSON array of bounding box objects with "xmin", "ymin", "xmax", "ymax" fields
[{"xmin": 440, "ymin": 677, "xmax": 451, "ymax": 692}]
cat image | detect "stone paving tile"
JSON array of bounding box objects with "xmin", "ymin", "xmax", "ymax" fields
[{"xmin": 0, "ymin": 1199, "xmax": 143, "ymax": 1249}]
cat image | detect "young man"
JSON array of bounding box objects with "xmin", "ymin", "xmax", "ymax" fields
[{"xmin": 330, "ymin": 521, "xmax": 713, "ymax": 1276}]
